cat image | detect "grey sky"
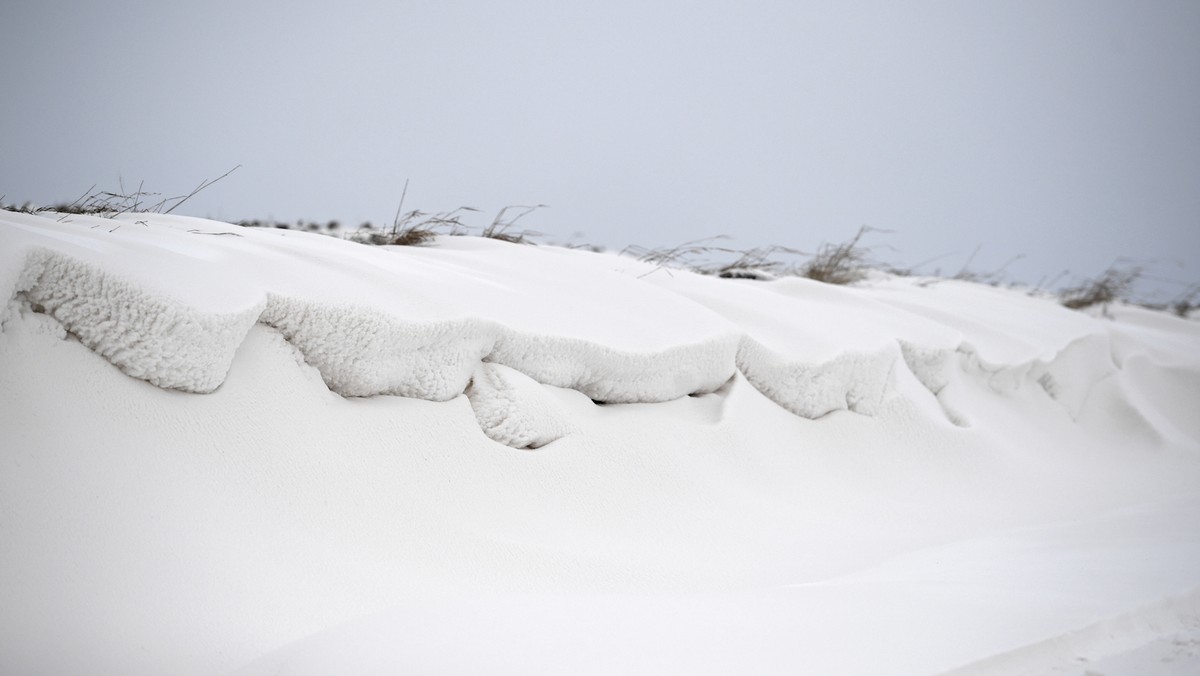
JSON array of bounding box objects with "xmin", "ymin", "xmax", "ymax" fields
[{"xmin": 3, "ymin": 0, "xmax": 1198, "ymax": 298}]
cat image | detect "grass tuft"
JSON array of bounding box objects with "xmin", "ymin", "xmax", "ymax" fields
[
  {"xmin": 1059, "ymin": 263, "xmax": 1141, "ymax": 310},
  {"xmin": 951, "ymin": 246, "xmax": 1025, "ymax": 286},
  {"xmin": 707, "ymin": 245, "xmax": 803, "ymax": 280},
  {"xmin": 622, "ymin": 237, "xmax": 733, "ymax": 271},
  {"xmin": 339, "ymin": 182, "xmax": 544, "ymax": 246},
  {"xmin": 622, "ymin": 229, "xmax": 881, "ymax": 284},
  {"xmin": 481, "ymin": 204, "xmax": 545, "ymax": 244},
  {"xmin": 799, "ymin": 226, "xmax": 883, "ymax": 285},
  {"xmin": 1171, "ymin": 284, "xmax": 1200, "ymax": 318}
]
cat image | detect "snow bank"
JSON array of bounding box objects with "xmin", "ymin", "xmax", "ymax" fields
[
  {"xmin": 3, "ymin": 210, "xmax": 1200, "ymax": 676},
  {"xmin": 2, "ymin": 210, "xmax": 1195, "ymax": 433},
  {"xmin": 0, "ymin": 212, "xmax": 740, "ymax": 423}
]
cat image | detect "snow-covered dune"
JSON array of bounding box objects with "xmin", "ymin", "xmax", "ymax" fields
[{"xmin": 2, "ymin": 211, "xmax": 1198, "ymax": 675}]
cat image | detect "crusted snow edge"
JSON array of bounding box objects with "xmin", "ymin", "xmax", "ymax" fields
[
  {"xmin": 2, "ymin": 249, "xmax": 739, "ymax": 406},
  {"xmin": 737, "ymin": 336, "xmax": 896, "ymax": 418},
  {"xmin": 13, "ymin": 248, "xmax": 1126, "ymax": 430},
  {"xmin": 10, "ymin": 248, "xmax": 262, "ymax": 393}
]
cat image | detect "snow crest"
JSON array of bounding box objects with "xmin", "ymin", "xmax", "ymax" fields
[
  {"xmin": 3, "ymin": 212, "xmax": 1189, "ymax": 445},
  {"xmin": 488, "ymin": 330, "xmax": 739, "ymax": 404},
  {"xmin": 12, "ymin": 248, "xmax": 262, "ymax": 393},
  {"xmin": 261, "ymin": 297, "xmax": 494, "ymax": 400},
  {"xmin": 737, "ymin": 337, "xmax": 895, "ymax": 418}
]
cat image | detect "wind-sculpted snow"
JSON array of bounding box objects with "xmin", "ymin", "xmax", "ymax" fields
[
  {"xmin": 897, "ymin": 330, "xmax": 1166, "ymax": 433},
  {"xmin": 0, "ymin": 213, "xmax": 740, "ymax": 447},
  {"xmin": 897, "ymin": 341, "xmax": 971, "ymax": 426},
  {"xmin": 737, "ymin": 337, "xmax": 895, "ymax": 418},
  {"xmin": 2, "ymin": 211, "xmax": 1196, "ymax": 448},
  {"xmin": 605, "ymin": 263, "xmax": 961, "ymax": 419},
  {"xmin": 10, "ymin": 248, "xmax": 262, "ymax": 393},
  {"xmin": 487, "ymin": 331, "xmax": 739, "ymax": 404},
  {"xmin": 465, "ymin": 362, "xmax": 574, "ymax": 449},
  {"xmin": 260, "ymin": 298, "xmax": 494, "ymax": 400},
  {"xmin": 7, "ymin": 216, "xmax": 1200, "ymax": 676}
]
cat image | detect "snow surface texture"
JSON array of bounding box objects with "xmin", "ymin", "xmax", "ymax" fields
[
  {"xmin": 465, "ymin": 362, "xmax": 574, "ymax": 449},
  {"xmin": 3, "ymin": 211, "xmax": 1200, "ymax": 675},
  {"xmin": 10, "ymin": 248, "xmax": 263, "ymax": 393}
]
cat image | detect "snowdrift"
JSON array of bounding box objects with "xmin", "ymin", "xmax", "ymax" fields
[{"xmin": 2, "ymin": 211, "xmax": 1199, "ymax": 675}]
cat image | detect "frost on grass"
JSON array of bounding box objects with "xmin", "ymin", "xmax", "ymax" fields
[{"xmin": 466, "ymin": 362, "xmax": 574, "ymax": 449}]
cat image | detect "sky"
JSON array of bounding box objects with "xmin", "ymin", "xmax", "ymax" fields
[{"xmin": 3, "ymin": 0, "xmax": 1198, "ymax": 300}]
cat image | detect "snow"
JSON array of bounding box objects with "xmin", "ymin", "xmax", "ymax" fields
[
  {"xmin": 465, "ymin": 362, "xmax": 574, "ymax": 449},
  {"xmin": 1, "ymin": 210, "xmax": 1199, "ymax": 674}
]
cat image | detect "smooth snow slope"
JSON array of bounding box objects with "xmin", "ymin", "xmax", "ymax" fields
[{"xmin": 1, "ymin": 211, "xmax": 1199, "ymax": 675}]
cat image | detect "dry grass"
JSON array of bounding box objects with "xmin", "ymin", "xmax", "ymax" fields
[
  {"xmin": 706, "ymin": 245, "xmax": 803, "ymax": 280},
  {"xmin": 6, "ymin": 182, "xmax": 1197, "ymax": 317},
  {"xmin": 951, "ymin": 246, "xmax": 1026, "ymax": 285},
  {"xmin": 622, "ymin": 237, "xmax": 733, "ymax": 270},
  {"xmin": 340, "ymin": 181, "xmax": 544, "ymax": 246},
  {"xmin": 380, "ymin": 207, "xmax": 476, "ymax": 245},
  {"xmin": 798, "ymin": 226, "xmax": 883, "ymax": 285},
  {"xmin": 349, "ymin": 180, "xmax": 474, "ymax": 246},
  {"xmin": 1172, "ymin": 285, "xmax": 1200, "ymax": 318},
  {"xmin": 1059, "ymin": 263, "xmax": 1142, "ymax": 310},
  {"xmin": 481, "ymin": 204, "xmax": 545, "ymax": 244},
  {"xmin": 348, "ymin": 204, "xmax": 544, "ymax": 247},
  {"xmin": 623, "ymin": 229, "xmax": 880, "ymax": 284},
  {"xmin": 2, "ymin": 167, "xmax": 241, "ymax": 218}
]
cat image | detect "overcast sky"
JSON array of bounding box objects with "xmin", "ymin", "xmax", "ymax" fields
[{"xmin": 3, "ymin": 0, "xmax": 1198, "ymax": 298}]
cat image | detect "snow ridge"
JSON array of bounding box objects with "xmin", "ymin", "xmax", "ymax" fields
[
  {"xmin": 488, "ymin": 330, "xmax": 739, "ymax": 404},
  {"xmin": 12, "ymin": 248, "xmax": 262, "ymax": 393},
  {"xmin": 738, "ymin": 336, "xmax": 895, "ymax": 418},
  {"xmin": 3, "ymin": 212, "xmax": 1187, "ymax": 448},
  {"xmin": 3, "ymin": 244, "xmax": 878, "ymax": 438},
  {"xmin": 261, "ymin": 297, "xmax": 494, "ymax": 400},
  {"xmin": 900, "ymin": 334, "xmax": 1124, "ymax": 427},
  {"xmin": 0, "ymin": 242, "xmax": 743, "ymax": 448}
]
